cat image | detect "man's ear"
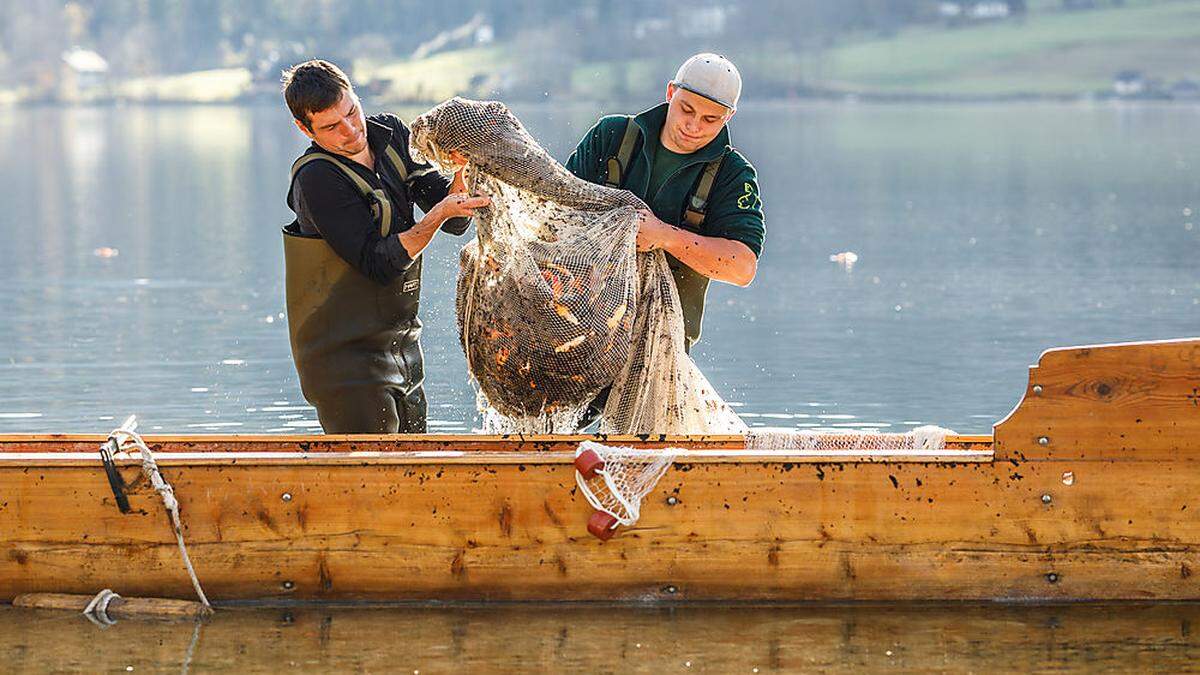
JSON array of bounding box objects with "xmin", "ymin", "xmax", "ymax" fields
[
  {"xmin": 666, "ymin": 82, "xmax": 677, "ymax": 103},
  {"xmin": 294, "ymin": 117, "xmax": 315, "ymax": 140}
]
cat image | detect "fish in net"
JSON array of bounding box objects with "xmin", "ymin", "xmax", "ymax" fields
[{"xmin": 409, "ymin": 98, "xmax": 747, "ymax": 434}]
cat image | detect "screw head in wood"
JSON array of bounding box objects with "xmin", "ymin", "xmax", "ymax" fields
[
  {"xmin": 282, "ymin": 580, "xmax": 295, "ymax": 590},
  {"xmin": 1041, "ymin": 493, "xmax": 1052, "ymax": 504},
  {"xmin": 1038, "ymin": 436, "xmax": 1050, "ymax": 446},
  {"xmin": 281, "ymin": 492, "xmax": 293, "ymax": 502},
  {"xmin": 666, "ymin": 496, "xmax": 679, "ymax": 506},
  {"xmin": 1032, "ymin": 385, "xmax": 1043, "ymax": 395},
  {"xmin": 1046, "ymin": 572, "xmax": 1059, "ymax": 583}
]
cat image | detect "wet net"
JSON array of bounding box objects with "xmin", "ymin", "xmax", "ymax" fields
[
  {"xmin": 575, "ymin": 440, "xmax": 678, "ymax": 528},
  {"xmin": 410, "ymin": 98, "xmax": 746, "ymax": 434},
  {"xmin": 745, "ymin": 426, "xmax": 956, "ymax": 452},
  {"xmin": 573, "ymin": 427, "xmax": 957, "ymax": 537}
]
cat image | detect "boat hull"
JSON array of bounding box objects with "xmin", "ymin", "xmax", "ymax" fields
[{"xmin": 2, "ymin": 337, "xmax": 1200, "ymax": 602}]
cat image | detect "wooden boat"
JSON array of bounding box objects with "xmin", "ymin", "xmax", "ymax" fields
[{"xmin": 2, "ymin": 337, "xmax": 1199, "ymax": 603}]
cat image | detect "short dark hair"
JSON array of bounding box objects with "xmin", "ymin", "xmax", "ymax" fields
[{"xmin": 281, "ymin": 59, "xmax": 352, "ymax": 130}]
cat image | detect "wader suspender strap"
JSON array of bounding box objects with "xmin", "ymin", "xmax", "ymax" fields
[
  {"xmin": 604, "ymin": 117, "xmax": 640, "ymax": 188},
  {"xmin": 604, "ymin": 117, "xmax": 727, "ymax": 227},
  {"xmin": 289, "ymin": 146, "xmax": 412, "ymax": 238},
  {"xmin": 683, "ymin": 154, "xmax": 725, "ymax": 228},
  {"xmin": 383, "ymin": 145, "xmax": 410, "ymax": 182}
]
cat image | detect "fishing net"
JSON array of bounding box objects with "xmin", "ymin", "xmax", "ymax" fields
[
  {"xmin": 575, "ymin": 440, "xmax": 678, "ymax": 530},
  {"xmin": 745, "ymin": 425, "xmax": 956, "ymax": 452},
  {"xmin": 572, "ymin": 427, "xmax": 956, "ymax": 539},
  {"xmin": 410, "ymin": 98, "xmax": 746, "ymax": 434}
]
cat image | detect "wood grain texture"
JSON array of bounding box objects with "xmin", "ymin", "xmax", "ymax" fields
[
  {"xmin": 995, "ymin": 337, "xmax": 1200, "ymax": 460},
  {"xmin": 0, "ymin": 433, "xmax": 994, "ymax": 454},
  {"xmin": 3, "ymin": 337, "xmax": 1197, "ymax": 602},
  {"xmin": 1, "ymin": 451, "xmax": 1197, "ymax": 601},
  {"xmin": 12, "ymin": 592, "xmax": 210, "ymax": 618}
]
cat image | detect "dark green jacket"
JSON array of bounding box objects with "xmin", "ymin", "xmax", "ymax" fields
[{"xmin": 566, "ymin": 102, "xmax": 764, "ymax": 347}]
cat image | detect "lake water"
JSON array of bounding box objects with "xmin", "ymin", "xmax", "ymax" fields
[
  {"xmin": 1, "ymin": 101, "xmax": 1198, "ymax": 434},
  {"xmin": 4, "ymin": 602, "xmax": 1200, "ymax": 672}
]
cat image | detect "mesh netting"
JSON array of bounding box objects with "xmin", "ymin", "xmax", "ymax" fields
[
  {"xmin": 745, "ymin": 425, "xmax": 956, "ymax": 452},
  {"xmin": 575, "ymin": 440, "xmax": 678, "ymax": 527},
  {"xmin": 410, "ymin": 98, "xmax": 747, "ymax": 434},
  {"xmin": 574, "ymin": 427, "xmax": 957, "ymax": 532}
]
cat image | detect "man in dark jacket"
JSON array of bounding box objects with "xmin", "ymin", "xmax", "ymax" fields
[
  {"xmin": 566, "ymin": 53, "xmax": 764, "ymax": 351},
  {"xmin": 282, "ymin": 59, "xmax": 488, "ymax": 433},
  {"xmin": 566, "ymin": 54, "xmax": 764, "ymax": 428}
]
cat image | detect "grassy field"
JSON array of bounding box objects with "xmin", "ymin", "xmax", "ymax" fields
[
  {"xmin": 819, "ymin": 0, "xmax": 1200, "ymax": 95},
  {"xmin": 365, "ymin": 0, "xmax": 1200, "ymax": 101},
  {"xmin": 7, "ymin": 0, "xmax": 1199, "ymax": 106}
]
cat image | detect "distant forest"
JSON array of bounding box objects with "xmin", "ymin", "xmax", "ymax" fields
[{"xmin": 0, "ymin": 0, "xmax": 1126, "ymax": 89}]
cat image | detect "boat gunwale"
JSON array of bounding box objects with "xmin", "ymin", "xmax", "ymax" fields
[
  {"xmin": 0, "ymin": 433, "xmax": 995, "ymax": 446},
  {"xmin": 0, "ymin": 447, "xmax": 995, "ymax": 466}
]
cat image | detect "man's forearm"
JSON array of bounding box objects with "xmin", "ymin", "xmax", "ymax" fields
[
  {"xmin": 661, "ymin": 226, "xmax": 758, "ymax": 287},
  {"xmin": 398, "ymin": 207, "xmax": 447, "ymax": 259}
]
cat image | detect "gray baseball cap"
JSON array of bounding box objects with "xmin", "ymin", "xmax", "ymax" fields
[{"xmin": 672, "ymin": 53, "xmax": 741, "ymax": 111}]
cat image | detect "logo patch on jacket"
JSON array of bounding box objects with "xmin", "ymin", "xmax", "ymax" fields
[
  {"xmin": 403, "ymin": 279, "xmax": 420, "ymax": 293},
  {"xmin": 737, "ymin": 182, "xmax": 761, "ymax": 211}
]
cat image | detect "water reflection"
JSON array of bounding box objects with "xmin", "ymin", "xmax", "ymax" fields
[
  {"xmin": 1, "ymin": 102, "xmax": 1198, "ymax": 433},
  {"xmin": 3, "ymin": 603, "xmax": 1198, "ymax": 672}
]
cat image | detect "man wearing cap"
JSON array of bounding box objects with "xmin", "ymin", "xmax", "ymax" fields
[
  {"xmin": 566, "ymin": 53, "xmax": 764, "ymax": 351},
  {"xmin": 566, "ymin": 53, "xmax": 763, "ymax": 429}
]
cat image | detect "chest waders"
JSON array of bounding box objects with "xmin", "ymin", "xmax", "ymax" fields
[
  {"xmin": 605, "ymin": 118, "xmax": 725, "ymax": 352},
  {"xmin": 283, "ymin": 145, "xmax": 427, "ymax": 434}
]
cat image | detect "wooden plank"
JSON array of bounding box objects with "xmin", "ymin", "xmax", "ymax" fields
[
  {"xmin": 2, "ymin": 453, "xmax": 1197, "ymax": 601},
  {"xmin": 0, "ymin": 433, "xmax": 995, "ymax": 454},
  {"xmin": 12, "ymin": 592, "xmax": 210, "ymax": 618},
  {"xmin": 995, "ymin": 337, "xmax": 1200, "ymax": 460},
  {"xmin": 0, "ymin": 448, "xmax": 994, "ymax": 467}
]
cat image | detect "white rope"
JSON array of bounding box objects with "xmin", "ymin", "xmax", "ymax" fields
[
  {"xmin": 82, "ymin": 588, "xmax": 121, "ymax": 626},
  {"xmin": 109, "ymin": 415, "xmax": 212, "ymax": 610}
]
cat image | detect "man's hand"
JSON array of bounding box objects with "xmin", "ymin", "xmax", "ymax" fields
[
  {"xmin": 435, "ymin": 192, "xmax": 490, "ymax": 221},
  {"xmin": 636, "ymin": 209, "xmax": 676, "ymax": 252}
]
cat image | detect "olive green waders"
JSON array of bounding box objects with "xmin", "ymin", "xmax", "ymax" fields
[{"xmin": 284, "ymin": 148, "xmax": 427, "ymax": 433}]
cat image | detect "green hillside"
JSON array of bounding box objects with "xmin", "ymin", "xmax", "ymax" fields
[{"xmin": 819, "ymin": 0, "xmax": 1200, "ymax": 95}]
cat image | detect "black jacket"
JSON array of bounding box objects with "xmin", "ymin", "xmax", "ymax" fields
[{"xmin": 287, "ymin": 113, "xmax": 469, "ymax": 285}]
